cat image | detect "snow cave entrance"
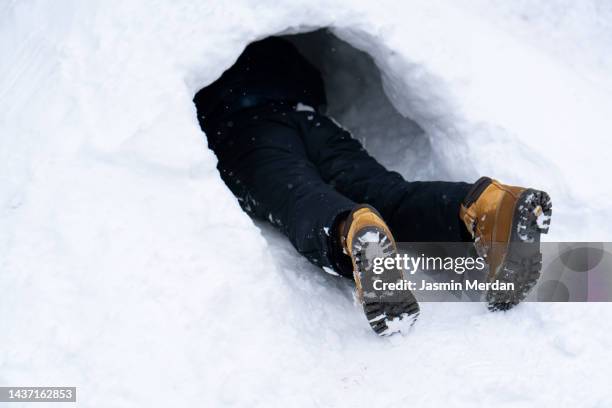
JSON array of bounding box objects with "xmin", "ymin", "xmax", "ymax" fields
[
  {"xmin": 200, "ymin": 28, "xmax": 440, "ymax": 278},
  {"xmin": 199, "ymin": 27, "xmax": 439, "ymax": 180},
  {"xmin": 284, "ymin": 29, "xmax": 435, "ymax": 175}
]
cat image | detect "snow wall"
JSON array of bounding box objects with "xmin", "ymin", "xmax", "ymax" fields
[{"xmin": 1, "ymin": 0, "xmax": 612, "ymax": 406}]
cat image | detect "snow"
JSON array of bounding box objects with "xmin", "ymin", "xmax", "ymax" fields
[
  {"xmin": 295, "ymin": 102, "xmax": 315, "ymax": 112},
  {"xmin": 380, "ymin": 312, "xmax": 418, "ymax": 337},
  {"xmin": 358, "ymin": 230, "xmax": 382, "ymax": 244},
  {"xmin": 537, "ymin": 214, "xmax": 552, "ymax": 230},
  {"xmin": 322, "ymin": 266, "xmax": 340, "ymax": 276},
  {"xmin": 1, "ymin": 0, "xmax": 611, "ymax": 407}
]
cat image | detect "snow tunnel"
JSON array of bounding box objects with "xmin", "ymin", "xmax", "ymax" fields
[
  {"xmin": 193, "ymin": 28, "xmax": 463, "ymax": 274},
  {"xmin": 283, "ymin": 29, "xmax": 437, "ymax": 179},
  {"xmin": 192, "ymin": 28, "xmax": 473, "ymax": 277},
  {"xmin": 196, "ymin": 28, "xmax": 449, "ymax": 185}
]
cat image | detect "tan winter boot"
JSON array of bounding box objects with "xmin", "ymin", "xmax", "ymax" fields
[
  {"xmin": 341, "ymin": 205, "xmax": 419, "ymax": 335},
  {"xmin": 460, "ymin": 177, "xmax": 552, "ymax": 310}
]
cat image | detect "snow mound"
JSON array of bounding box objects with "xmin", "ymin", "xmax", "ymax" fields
[{"xmin": 1, "ymin": 1, "xmax": 611, "ymax": 406}]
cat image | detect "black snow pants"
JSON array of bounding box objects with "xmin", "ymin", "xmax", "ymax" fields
[{"xmin": 206, "ymin": 102, "xmax": 472, "ymax": 278}]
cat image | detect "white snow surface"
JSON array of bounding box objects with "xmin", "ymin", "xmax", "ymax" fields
[{"xmin": 1, "ymin": 0, "xmax": 612, "ymax": 406}]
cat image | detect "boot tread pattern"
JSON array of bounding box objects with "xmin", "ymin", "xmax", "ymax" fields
[
  {"xmin": 352, "ymin": 227, "xmax": 420, "ymax": 335},
  {"xmin": 487, "ymin": 189, "xmax": 552, "ymax": 311}
]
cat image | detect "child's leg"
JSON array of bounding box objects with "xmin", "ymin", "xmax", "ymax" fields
[
  {"xmin": 208, "ymin": 105, "xmax": 355, "ymax": 276},
  {"xmin": 293, "ymin": 112, "xmax": 473, "ymax": 242}
]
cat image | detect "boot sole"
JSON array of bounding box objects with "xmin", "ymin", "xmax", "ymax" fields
[
  {"xmin": 351, "ymin": 226, "xmax": 420, "ymax": 336},
  {"xmin": 487, "ymin": 189, "xmax": 552, "ymax": 311}
]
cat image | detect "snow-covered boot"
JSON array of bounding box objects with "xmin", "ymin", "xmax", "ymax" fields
[
  {"xmin": 342, "ymin": 205, "xmax": 419, "ymax": 335},
  {"xmin": 460, "ymin": 177, "xmax": 552, "ymax": 310}
]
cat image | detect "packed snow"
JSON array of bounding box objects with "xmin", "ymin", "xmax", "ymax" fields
[{"xmin": 1, "ymin": 0, "xmax": 612, "ymax": 406}]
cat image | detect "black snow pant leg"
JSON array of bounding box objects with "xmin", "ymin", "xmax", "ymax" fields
[
  {"xmin": 295, "ymin": 113, "xmax": 473, "ymax": 242},
  {"xmin": 207, "ymin": 105, "xmax": 356, "ymax": 277}
]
